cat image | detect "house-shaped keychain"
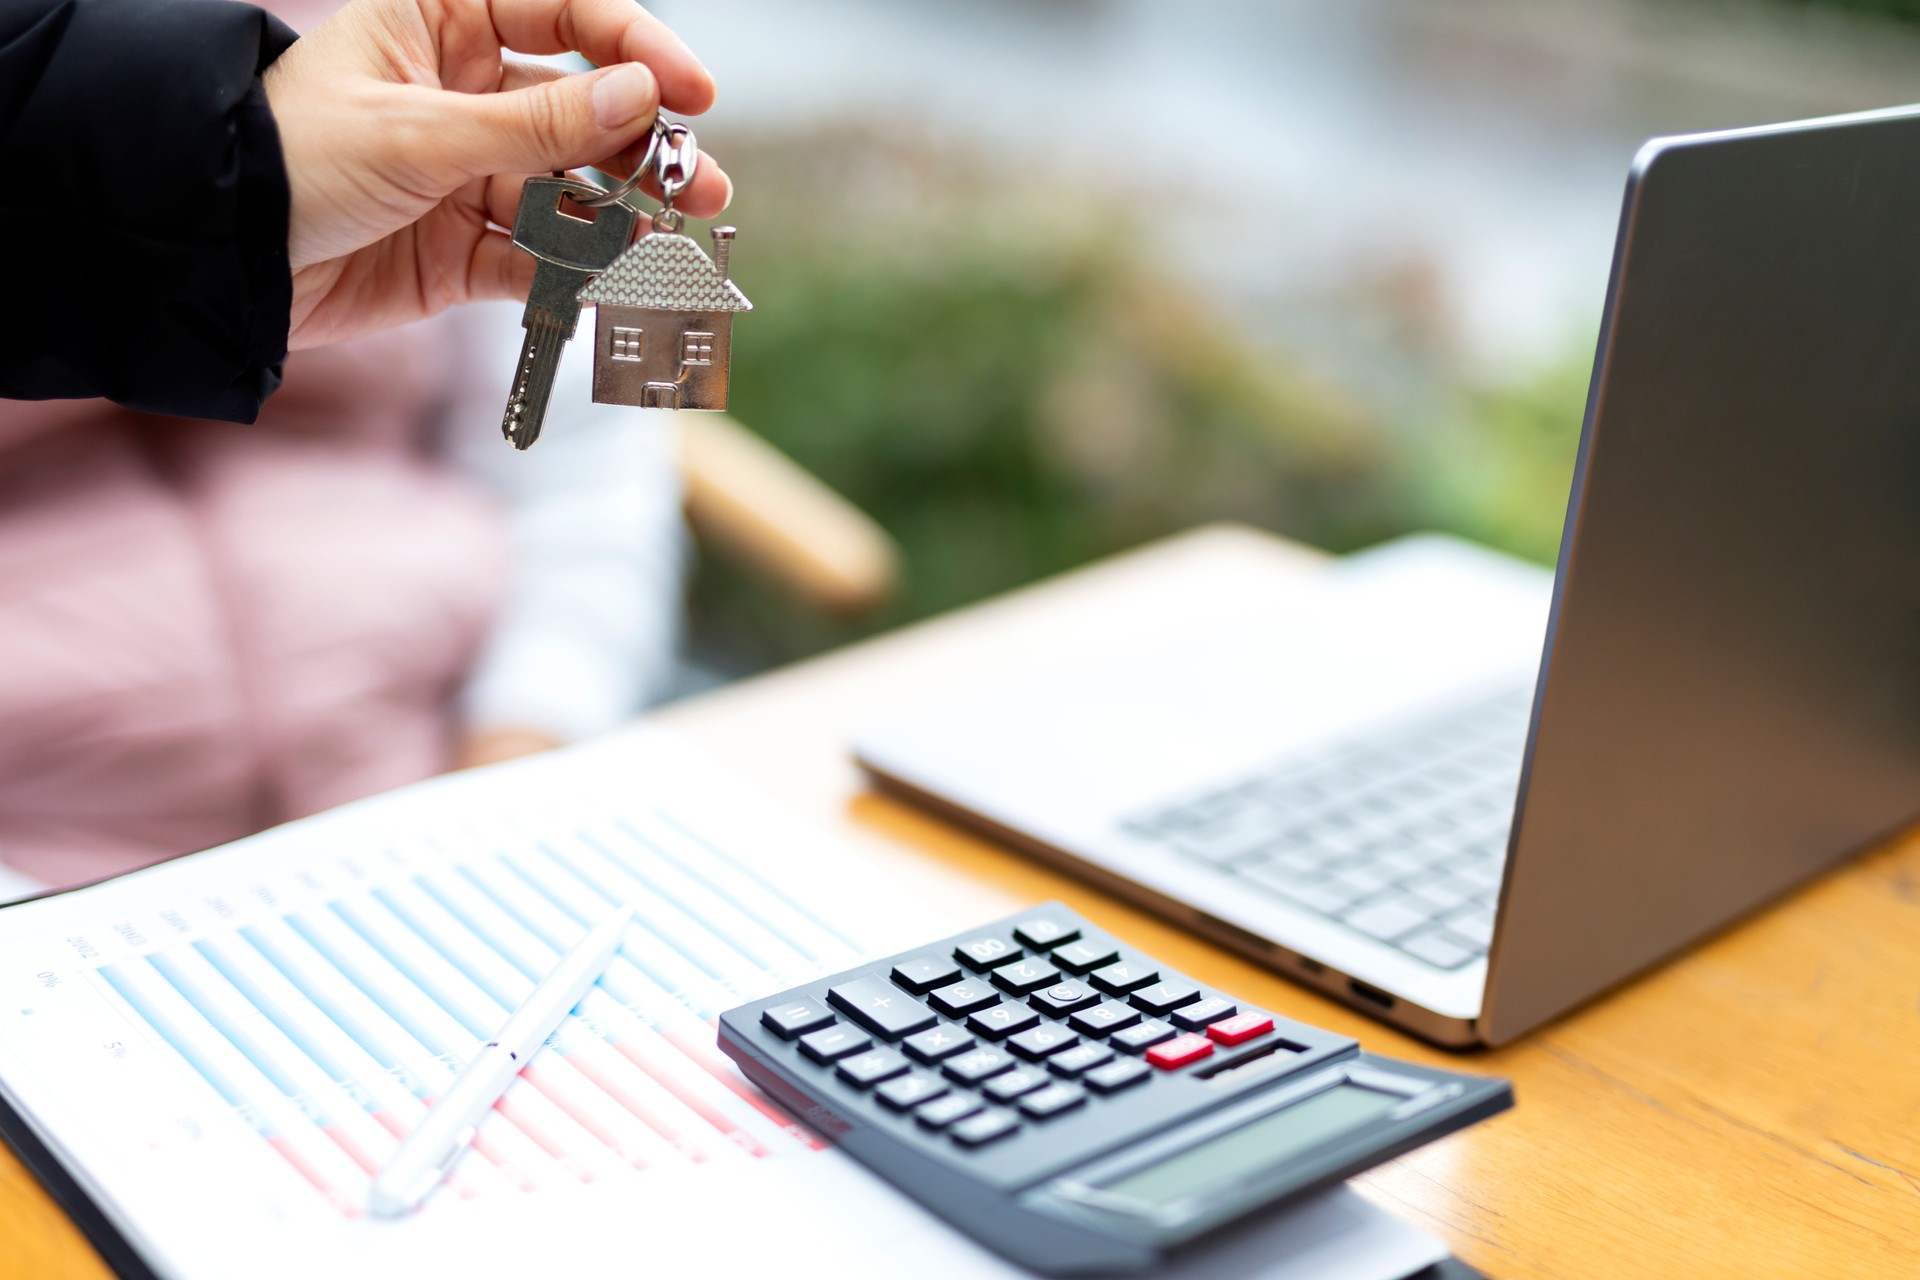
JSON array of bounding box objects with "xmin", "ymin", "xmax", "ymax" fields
[{"xmin": 577, "ymin": 223, "xmax": 752, "ymax": 410}]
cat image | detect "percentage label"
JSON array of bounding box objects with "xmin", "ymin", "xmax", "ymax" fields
[{"xmin": 35, "ymin": 971, "xmax": 59, "ymax": 989}]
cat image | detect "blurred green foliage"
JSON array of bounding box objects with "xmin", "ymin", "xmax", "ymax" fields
[{"xmin": 693, "ymin": 126, "xmax": 1586, "ymax": 673}]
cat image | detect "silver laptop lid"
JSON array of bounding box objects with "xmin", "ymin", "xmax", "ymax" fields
[{"xmin": 1483, "ymin": 106, "xmax": 1920, "ymax": 1044}]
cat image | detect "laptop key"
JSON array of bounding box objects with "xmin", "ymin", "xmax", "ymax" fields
[
  {"xmin": 1445, "ymin": 904, "xmax": 1497, "ymax": 948},
  {"xmin": 1343, "ymin": 898, "xmax": 1434, "ymax": 944},
  {"xmin": 1397, "ymin": 928, "xmax": 1479, "ymax": 970}
]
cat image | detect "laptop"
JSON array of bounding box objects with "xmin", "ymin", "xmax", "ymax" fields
[{"xmin": 854, "ymin": 105, "xmax": 1920, "ymax": 1048}]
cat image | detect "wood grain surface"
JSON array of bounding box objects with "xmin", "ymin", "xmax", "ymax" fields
[{"xmin": 8, "ymin": 525, "xmax": 1915, "ymax": 1279}]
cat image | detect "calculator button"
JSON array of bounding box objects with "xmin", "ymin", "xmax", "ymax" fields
[
  {"xmin": 943, "ymin": 1048, "xmax": 1017, "ymax": 1085},
  {"xmin": 890, "ymin": 954, "xmax": 963, "ymax": 995},
  {"xmin": 760, "ymin": 998, "xmax": 835, "ymax": 1040},
  {"xmin": 1110, "ymin": 1019, "xmax": 1177, "ymax": 1054},
  {"xmin": 1051, "ymin": 938, "xmax": 1122, "ymax": 974},
  {"xmin": 1012, "ymin": 915, "xmax": 1081, "ymax": 950},
  {"xmin": 1145, "ymin": 1033, "xmax": 1215, "ymax": 1070},
  {"xmin": 798, "ymin": 1025, "xmax": 873, "ymax": 1064},
  {"xmin": 1008, "ymin": 1024, "xmax": 1080, "ymax": 1061},
  {"xmin": 915, "ymin": 1094, "xmax": 984, "ymax": 1130},
  {"xmin": 1068, "ymin": 1000, "xmax": 1143, "ymax": 1038},
  {"xmin": 989, "ymin": 959, "xmax": 1061, "ymax": 995},
  {"xmin": 927, "ymin": 979, "xmax": 1001, "ymax": 1017},
  {"xmin": 950, "ymin": 1109, "xmax": 1021, "ymax": 1148},
  {"xmin": 1029, "ymin": 980, "xmax": 1102, "ymax": 1017},
  {"xmin": 904, "ymin": 1025, "xmax": 976, "ymax": 1064},
  {"xmin": 1130, "ymin": 980, "xmax": 1203, "ymax": 1016},
  {"xmin": 836, "ymin": 1048, "xmax": 911, "ymax": 1089},
  {"xmin": 954, "ymin": 935, "xmax": 1025, "ymax": 971},
  {"xmin": 1046, "ymin": 1044, "xmax": 1114, "ymax": 1078},
  {"xmin": 982, "ymin": 1067, "xmax": 1051, "ymax": 1102},
  {"xmin": 1207, "ymin": 1012, "xmax": 1276, "ymax": 1046},
  {"xmin": 1084, "ymin": 1058, "xmax": 1152, "ymax": 1094},
  {"xmin": 1089, "ymin": 960, "xmax": 1160, "ymax": 994},
  {"xmin": 1017, "ymin": 1082, "xmax": 1087, "ymax": 1120},
  {"xmin": 827, "ymin": 976, "xmax": 938, "ymax": 1041},
  {"xmin": 876, "ymin": 1071, "xmax": 950, "ymax": 1112},
  {"xmin": 967, "ymin": 1003, "xmax": 1041, "ymax": 1041},
  {"xmin": 1171, "ymin": 997, "xmax": 1238, "ymax": 1031}
]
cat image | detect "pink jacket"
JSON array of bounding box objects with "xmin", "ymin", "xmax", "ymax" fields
[{"xmin": 0, "ymin": 320, "xmax": 504, "ymax": 887}]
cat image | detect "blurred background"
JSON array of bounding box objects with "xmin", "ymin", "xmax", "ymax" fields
[{"xmin": 656, "ymin": 0, "xmax": 1920, "ymax": 679}]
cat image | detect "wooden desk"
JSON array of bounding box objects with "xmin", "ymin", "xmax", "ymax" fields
[{"xmin": 7, "ymin": 525, "xmax": 1918, "ymax": 1278}]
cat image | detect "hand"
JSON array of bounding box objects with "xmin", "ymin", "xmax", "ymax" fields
[
  {"xmin": 263, "ymin": 0, "xmax": 733, "ymax": 351},
  {"xmin": 455, "ymin": 726, "xmax": 566, "ymax": 770}
]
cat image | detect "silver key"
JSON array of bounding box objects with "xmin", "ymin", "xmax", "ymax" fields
[{"xmin": 502, "ymin": 177, "xmax": 639, "ymax": 450}]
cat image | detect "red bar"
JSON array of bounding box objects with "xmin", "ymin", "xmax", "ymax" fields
[
  {"xmin": 321, "ymin": 1123, "xmax": 381, "ymax": 1176},
  {"xmin": 1206, "ymin": 1013, "xmax": 1274, "ymax": 1047},
  {"xmin": 614, "ymin": 1039, "xmax": 770, "ymax": 1157},
  {"xmin": 485, "ymin": 1093, "xmax": 596, "ymax": 1182},
  {"xmin": 565, "ymin": 1047, "xmax": 709, "ymax": 1162},
  {"xmin": 266, "ymin": 1135, "xmax": 359, "ymax": 1216},
  {"xmin": 524, "ymin": 1065, "xmax": 650, "ymax": 1169},
  {"xmin": 1145, "ymin": 1033, "xmax": 1214, "ymax": 1070}
]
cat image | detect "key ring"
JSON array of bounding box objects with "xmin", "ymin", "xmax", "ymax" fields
[{"xmin": 576, "ymin": 119, "xmax": 667, "ymax": 209}]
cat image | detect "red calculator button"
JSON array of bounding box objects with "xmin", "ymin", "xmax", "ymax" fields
[
  {"xmin": 1207, "ymin": 1013, "xmax": 1274, "ymax": 1046},
  {"xmin": 1145, "ymin": 1033, "xmax": 1214, "ymax": 1070}
]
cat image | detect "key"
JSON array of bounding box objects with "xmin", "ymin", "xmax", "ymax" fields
[
  {"xmin": 827, "ymin": 975, "xmax": 937, "ymax": 1040},
  {"xmin": 501, "ymin": 178, "xmax": 639, "ymax": 450}
]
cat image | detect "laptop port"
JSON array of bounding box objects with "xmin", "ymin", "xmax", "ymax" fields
[{"xmin": 1348, "ymin": 980, "xmax": 1396, "ymax": 1010}]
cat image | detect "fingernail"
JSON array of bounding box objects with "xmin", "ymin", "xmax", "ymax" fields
[{"xmin": 592, "ymin": 64, "xmax": 656, "ymax": 129}]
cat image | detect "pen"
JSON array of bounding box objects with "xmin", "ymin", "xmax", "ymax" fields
[{"xmin": 367, "ymin": 904, "xmax": 632, "ymax": 1217}]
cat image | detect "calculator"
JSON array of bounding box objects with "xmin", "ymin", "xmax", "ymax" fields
[{"xmin": 717, "ymin": 904, "xmax": 1510, "ymax": 1275}]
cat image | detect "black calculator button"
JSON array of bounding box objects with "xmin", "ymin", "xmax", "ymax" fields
[
  {"xmin": 967, "ymin": 1003, "xmax": 1041, "ymax": 1041},
  {"xmin": 890, "ymin": 954, "xmax": 964, "ymax": 995},
  {"xmin": 1051, "ymin": 938, "xmax": 1122, "ymax": 974},
  {"xmin": 760, "ymin": 998, "xmax": 835, "ymax": 1040},
  {"xmin": 1017, "ymin": 1082, "xmax": 1086, "ymax": 1120},
  {"xmin": 1068, "ymin": 1000, "xmax": 1142, "ymax": 1038},
  {"xmin": 1089, "ymin": 960, "xmax": 1159, "ymax": 994},
  {"xmin": 876, "ymin": 1071, "xmax": 950, "ymax": 1112},
  {"xmin": 950, "ymin": 1109, "xmax": 1021, "ymax": 1148},
  {"xmin": 915, "ymin": 1094, "xmax": 983, "ymax": 1130},
  {"xmin": 799, "ymin": 1025, "xmax": 873, "ymax": 1063},
  {"xmin": 1007, "ymin": 1024, "xmax": 1079, "ymax": 1061},
  {"xmin": 943, "ymin": 1047, "xmax": 1017, "ymax": 1085},
  {"xmin": 836, "ymin": 1048, "xmax": 911, "ymax": 1089},
  {"xmin": 1171, "ymin": 997, "xmax": 1238, "ymax": 1031},
  {"xmin": 982, "ymin": 1067, "xmax": 1050, "ymax": 1102},
  {"xmin": 904, "ymin": 1025, "xmax": 976, "ymax": 1064},
  {"xmin": 1110, "ymin": 1018, "xmax": 1177, "ymax": 1054},
  {"xmin": 1029, "ymin": 980, "xmax": 1101, "ymax": 1017},
  {"xmin": 1130, "ymin": 980, "xmax": 1203, "ymax": 1016},
  {"xmin": 954, "ymin": 935, "xmax": 1025, "ymax": 971},
  {"xmin": 927, "ymin": 979, "xmax": 1000, "ymax": 1017},
  {"xmin": 827, "ymin": 976, "xmax": 938, "ymax": 1041},
  {"xmin": 1012, "ymin": 916, "xmax": 1081, "ymax": 950},
  {"xmin": 1083, "ymin": 1057, "xmax": 1151, "ymax": 1094},
  {"xmin": 1046, "ymin": 1044, "xmax": 1114, "ymax": 1078},
  {"xmin": 989, "ymin": 959, "xmax": 1060, "ymax": 995}
]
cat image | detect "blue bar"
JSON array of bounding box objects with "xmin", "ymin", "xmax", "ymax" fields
[
  {"xmin": 328, "ymin": 899, "xmax": 492, "ymax": 1040},
  {"xmin": 610, "ymin": 816, "xmax": 825, "ymax": 964},
  {"xmin": 534, "ymin": 841, "xmax": 731, "ymax": 983},
  {"xmin": 574, "ymin": 831, "xmax": 775, "ymax": 972},
  {"xmin": 643, "ymin": 810, "xmax": 863, "ymax": 952},
  {"xmin": 370, "ymin": 887, "xmax": 521, "ymax": 1012},
  {"xmin": 195, "ymin": 939, "xmax": 379, "ymax": 1113},
  {"xmin": 146, "ymin": 951, "xmax": 335, "ymax": 1125},
  {"xmin": 414, "ymin": 876, "xmax": 544, "ymax": 981},
  {"xmin": 240, "ymin": 924, "xmax": 429, "ymax": 1094},
  {"xmin": 284, "ymin": 913, "xmax": 458, "ymax": 1057},
  {"xmin": 98, "ymin": 962, "xmax": 275, "ymax": 1134}
]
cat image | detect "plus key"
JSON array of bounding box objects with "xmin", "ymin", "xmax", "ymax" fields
[{"xmin": 827, "ymin": 975, "xmax": 938, "ymax": 1040}]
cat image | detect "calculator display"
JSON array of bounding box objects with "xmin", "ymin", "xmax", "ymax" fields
[{"xmin": 1102, "ymin": 1085, "xmax": 1400, "ymax": 1209}]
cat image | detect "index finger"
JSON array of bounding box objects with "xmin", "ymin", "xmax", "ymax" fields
[{"xmin": 484, "ymin": 0, "xmax": 716, "ymax": 113}]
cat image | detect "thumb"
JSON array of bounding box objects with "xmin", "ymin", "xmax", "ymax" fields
[{"xmin": 441, "ymin": 63, "xmax": 660, "ymax": 179}]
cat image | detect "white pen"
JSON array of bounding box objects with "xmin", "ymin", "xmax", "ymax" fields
[{"xmin": 367, "ymin": 904, "xmax": 632, "ymax": 1218}]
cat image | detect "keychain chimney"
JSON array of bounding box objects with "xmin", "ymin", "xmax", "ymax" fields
[{"xmin": 711, "ymin": 226, "xmax": 735, "ymax": 280}]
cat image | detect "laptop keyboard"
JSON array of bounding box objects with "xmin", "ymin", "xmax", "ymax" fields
[{"xmin": 1122, "ymin": 687, "xmax": 1530, "ymax": 971}]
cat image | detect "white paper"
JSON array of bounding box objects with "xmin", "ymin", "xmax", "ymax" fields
[{"xmin": 0, "ymin": 727, "xmax": 1444, "ymax": 1280}]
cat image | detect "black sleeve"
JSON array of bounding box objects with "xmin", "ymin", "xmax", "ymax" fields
[{"xmin": 0, "ymin": 0, "xmax": 298, "ymax": 423}]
